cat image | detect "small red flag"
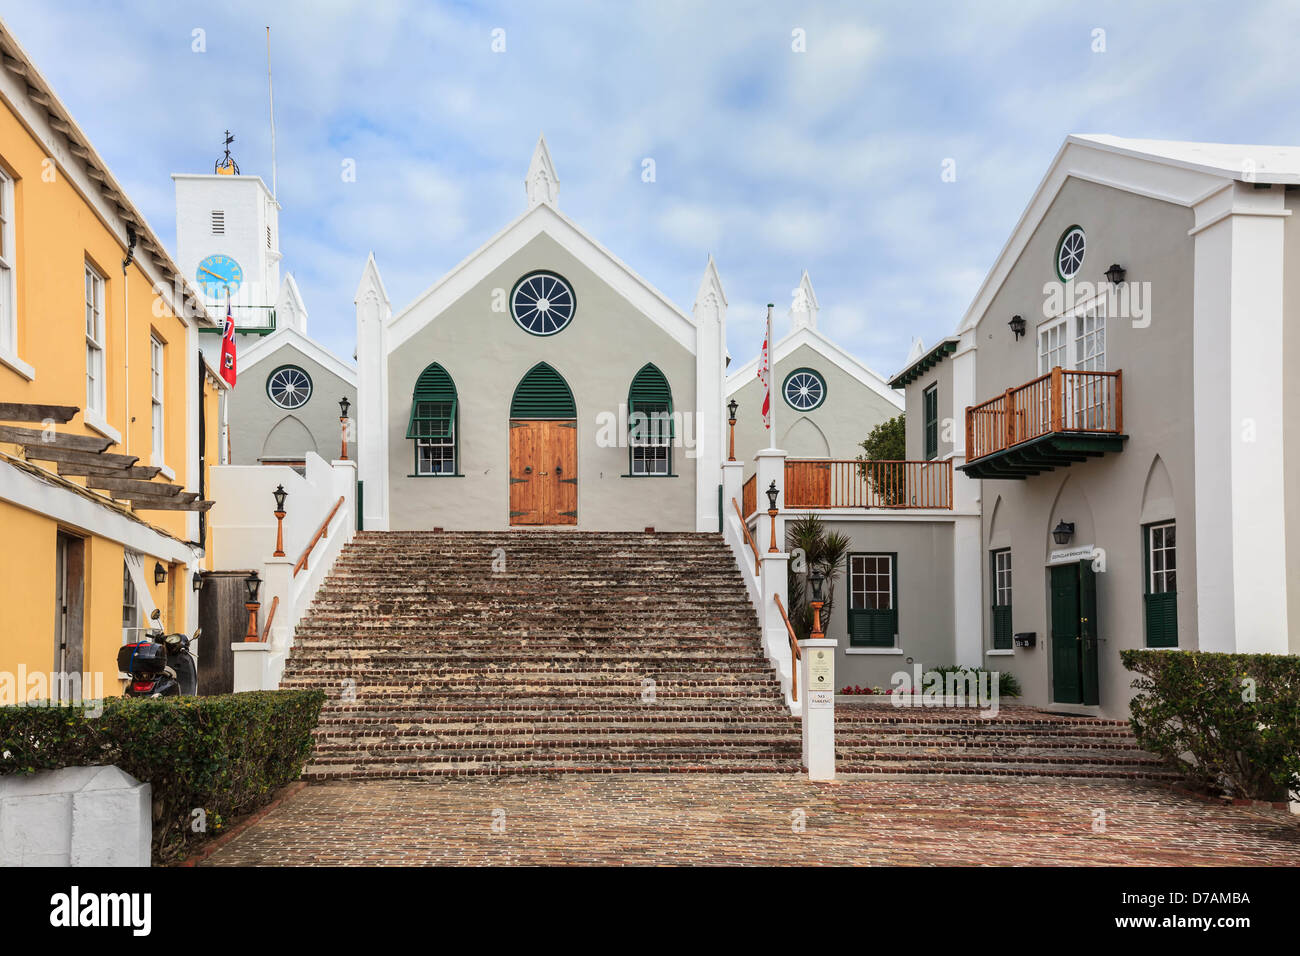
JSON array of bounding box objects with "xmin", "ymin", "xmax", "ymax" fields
[{"xmin": 219, "ymin": 295, "xmax": 237, "ymax": 387}]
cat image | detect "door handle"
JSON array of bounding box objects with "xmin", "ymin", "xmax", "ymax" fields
[
  {"xmin": 555, "ymin": 465, "xmax": 563, "ymax": 475},
  {"xmin": 524, "ymin": 466, "xmax": 532, "ymax": 473}
]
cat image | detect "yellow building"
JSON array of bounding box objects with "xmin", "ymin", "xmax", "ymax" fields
[{"xmin": 0, "ymin": 20, "xmax": 227, "ymax": 702}]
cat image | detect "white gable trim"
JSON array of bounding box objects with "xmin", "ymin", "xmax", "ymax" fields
[
  {"xmin": 239, "ymin": 326, "xmax": 357, "ymax": 386},
  {"xmin": 955, "ymin": 136, "xmax": 1238, "ymax": 334},
  {"xmin": 387, "ymin": 203, "xmax": 697, "ymax": 353},
  {"xmin": 726, "ymin": 326, "xmax": 902, "ymax": 410}
]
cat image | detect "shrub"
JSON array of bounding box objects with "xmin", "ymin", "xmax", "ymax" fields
[
  {"xmin": 1121, "ymin": 650, "xmax": 1300, "ymax": 801},
  {"xmin": 0, "ymin": 690, "xmax": 324, "ymax": 863},
  {"xmin": 927, "ymin": 664, "xmax": 1022, "ymax": 699}
]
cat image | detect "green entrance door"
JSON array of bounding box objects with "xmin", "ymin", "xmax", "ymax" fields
[{"xmin": 1049, "ymin": 561, "xmax": 1099, "ymax": 705}]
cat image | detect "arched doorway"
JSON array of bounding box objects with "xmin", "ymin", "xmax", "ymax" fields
[{"xmin": 509, "ymin": 362, "xmax": 577, "ymax": 525}]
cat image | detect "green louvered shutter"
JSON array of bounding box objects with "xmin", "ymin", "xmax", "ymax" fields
[
  {"xmin": 406, "ymin": 363, "xmax": 457, "ymax": 438},
  {"xmin": 992, "ymin": 606, "xmax": 1013, "ymax": 650},
  {"xmin": 628, "ymin": 363, "xmax": 673, "ymax": 438},
  {"xmin": 510, "ymin": 362, "xmax": 576, "ymax": 419},
  {"xmin": 1145, "ymin": 592, "xmax": 1178, "ymax": 648}
]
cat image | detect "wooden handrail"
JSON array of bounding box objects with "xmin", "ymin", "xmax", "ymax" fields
[
  {"xmin": 732, "ymin": 497, "xmax": 760, "ymax": 575},
  {"xmin": 784, "ymin": 459, "xmax": 952, "ymax": 510},
  {"xmin": 293, "ymin": 495, "xmax": 345, "ymax": 577},
  {"xmin": 260, "ymin": 596, "xmax": 279, "ymax": 642},
  {"xmin": 773, "ymin": 593, "xmax": 801, "ymax": 703},
  {"xmin": 965, "ymin": 367, "xmax": 1123, "ymax": 462}
]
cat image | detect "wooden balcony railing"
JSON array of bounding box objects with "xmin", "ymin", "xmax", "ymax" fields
[
  {"xmin": 741, "ymin": 473, "xmax": 757, "ymax": 519},
  {"xmin": 784, "ymin": 459, "xmax": 953, "ymax": 510},
  {"xmin": 965, "ymin": 367, "xmax": 1123, "ymax": 462}
]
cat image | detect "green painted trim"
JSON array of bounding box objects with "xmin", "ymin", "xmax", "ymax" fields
[
  {"xmin": 887, "ymin": 340, "xmax": 957, "ymax": 389},
  {"xmin": 958, "ymin": 432, "xmax": 1128, "ymax": 479},
  {"xmin": 510, "ymin": 361, "xmax": 576, "ymax": 418},
  {"xmin": 509, "ymin": 269, "xmax": 577, "ymax": 337},
  {"xmin": 782, "ymin": 366, "xmax": 827, "ymax": 411}
]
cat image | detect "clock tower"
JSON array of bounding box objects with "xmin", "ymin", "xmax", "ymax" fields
[{"xmin": 172, "ymin": 135, "xmax": 284, "ymax": 348}]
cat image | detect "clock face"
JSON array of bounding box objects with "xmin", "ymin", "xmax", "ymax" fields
[{"xmin": 196, "ymin": 254, "xmax": 243, "ymax": 298}]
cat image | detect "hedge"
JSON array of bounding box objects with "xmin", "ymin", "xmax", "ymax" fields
[
  {"xmin": 0, "ymin": 690, "xmax": 324, "ymax": 863},
  {"xmin": 1121, "ymin": 650, "xmax": 1300, "ymax": 801}
]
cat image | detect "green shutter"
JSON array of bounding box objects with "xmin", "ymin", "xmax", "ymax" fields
[
  {"xmin": 924, "ymin": 385, "xmax": 938, "ymax": 460},
  {"xmin": 992, "ymin": 605, "xmax": 1013, "ymax": 650},
  {"xmin": 406, "ymin": 363, "xmax": 458, "ymax": 438},
  {"xmin": 628, "ymin": 363, "xmax": 673, "ymax": 440},
  {"xmin": 511, "ymin": 362, "xmax": 576, "ymax": 419},
  {"xmin": 849, "ymin": 608, "xmax": 897, "ymax": 647},
  {"xmin": 1145, "ymin": 592, "xmax": 1178, "ymax": 648}
]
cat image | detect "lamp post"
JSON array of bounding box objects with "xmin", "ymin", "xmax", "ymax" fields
[
  {"xmin": 727, "ymin": 398, "xmax": 738, "ymax": 462},
  {"xmin": 765, "ymin": 480, "xmax": 780, "ymax": 553},
  {"xmin": 809, "ymin": 569, "xmax": 826, "ymax": 639},
  {"xmin": 339, "ymin": 396, "xmax": 351, "ymax": 461},
  {"xmin": 272, "ymin": 484, "xmax": 288, "ymax": 557},
  {"xmin": 243, "ymin": 570, "xmax": 261, "ymax": 642}
]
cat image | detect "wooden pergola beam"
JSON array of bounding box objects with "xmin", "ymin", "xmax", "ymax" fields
[
  {"xmin": 0, "ymin": 402, "xmax": 78, "ymax": 424},
  {"xmin": 132, "ymin": 498, "xmax": 213, "ymax": 513},
  {"xmin": 0, "ymin": 425, "xmax": 110, "ymax": 454},
  {"xmin": 21, "ymin": 445, "xmax": 139, "ymax": 469},
  {"xmin": 87, "ymin": 476, "xmax": 183, "ymax": 497}
]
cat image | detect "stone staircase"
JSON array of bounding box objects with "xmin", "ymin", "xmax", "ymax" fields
[
  {"xmin": 281, "ymin": 531, "xmax": 803, "ymax": 778},
  {"xmin": 834, "ymin": 704, "xmax": 1178, "ymax": 780}
]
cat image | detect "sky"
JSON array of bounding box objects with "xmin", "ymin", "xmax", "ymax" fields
[{"xmin": 4, "ymin": 0, "xmax": 1300, "ymax": 376}]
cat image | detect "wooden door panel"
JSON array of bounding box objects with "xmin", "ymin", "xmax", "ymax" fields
[
  {"xmin": 509, "ymin": 422, "xmax": 542, "ymax": 525},
  {"xmin": 550, "ymin": 421, "xmax": 577, "ymax": 524}
]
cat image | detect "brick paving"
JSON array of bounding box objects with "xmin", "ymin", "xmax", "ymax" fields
[{"xmin": 201, "ymin": 774, "xmax": 1300, "ymax": 866}]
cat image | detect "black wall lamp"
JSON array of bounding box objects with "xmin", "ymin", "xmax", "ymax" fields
[
  {"xmin": 192, "ymin": 571, "xmax": 205, "ymax": 593},
  {"xmin": 1052, "ymin": 521, "xmax": 1076, "ymax": 546},
  {"xmin": 1104, "ymin": 263, "xmax": 1126, "ymax": 286},
  {"xmin": 154, "ymin": 562, "xmax": 167, "ymax": 586},
  {"xmin": 1008, "ymin": 315, "xmax": 1026, "ymax": 340}
]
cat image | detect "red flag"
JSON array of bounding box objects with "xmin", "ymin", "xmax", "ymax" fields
[
  {"xmin": 757, "ymin": 306, "xmax": 772, "ymax": 430},
  {"xmin": 219, "ymin": 295, "xmax": 237, "ymax": 386}
]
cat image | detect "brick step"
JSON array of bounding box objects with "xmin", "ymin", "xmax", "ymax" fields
[
  {"xmin": 303, "ymin": 745, "xmax": 801, "ymax": 767},
  {"xmin": 290, "ymin": 626, "xmax": 760, "ymax": 640},
  {"xmin": 836, "ymin": 760, "xmax": 1180, "ymax": 780},
  {"xmin": 313, "ymin": 702, "xmax": 794, "ymax": 720},
  {"xmin": 310, "ymin": 731, "xmax": 804, "ymax": 752},
  {"xmin": 311, "ymin": 720, "xmax": 799, "ymax": 738},
  {"xmin": 836, "ymin": 734, "xmax": 1149, "ymax": 751},
  {"xmin": 283, "ymin": 657, "xmax": 773, "ymax": 673},
  {"xmin": 835, "ymin": 746, "xmax": 1168, "ymax": 768},
  {"xmin": 282, "ymin": 687, "xmax": 789, "ymax": 705},
  {"xmin": 302, "ymin": 758, "xmax": 800, "ymax": 780},
  {"xmin": 284, "ymin": 646, "xmax": 769, "ymax": 660}
]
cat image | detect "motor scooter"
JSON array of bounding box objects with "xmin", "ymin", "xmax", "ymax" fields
[{"xmin": 118, "ymin": 609, "xmax": 201, "ymax": 697}]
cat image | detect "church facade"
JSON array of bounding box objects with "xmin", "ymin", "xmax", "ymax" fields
[{"xmin": 355, "ymin": 137, "xmax": 726, "ymax": 532}]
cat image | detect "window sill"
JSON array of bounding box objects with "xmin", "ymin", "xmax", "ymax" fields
[
  {"xmin": 620, "ymin": 473, "xmax": 678, "ymax": 478},
  {"xmin": 406, "ymin": 473, "xmax": 464, "ymax": 478},
  {"xmin": 985, "ymin": 649, "xmax": 1015, "ymax": 656},
  {"xmin": 846, "ymin": 647, "xmax": 903, "ymax": 655},
  {"xmin": 0, "ymin": 347, "xmax": 35, "ymax": 381},
  {"xmin": 84, "ymin": 413, "xmax": 122, "ymax": 446}
]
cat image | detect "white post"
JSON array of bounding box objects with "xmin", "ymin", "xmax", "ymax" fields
[
  {"xmin": 759, "ymin": 551, "xmax": 792, "ymax": 701},
  {"xmin": 799, "ymin": 637, "xmax": 837, "ymax": 780}
]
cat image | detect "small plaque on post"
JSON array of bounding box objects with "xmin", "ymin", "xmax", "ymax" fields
[{"xmin": 808, "ymin": 647, "xmax": 833, "ymax": 691}]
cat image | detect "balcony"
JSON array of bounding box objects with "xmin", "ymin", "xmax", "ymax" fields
[
  {"xmin": 744, "ymin": 460, "xmax": 953, "ymax": 516},
  {"xmin": 960, "ymin": 367, "xmax": 1127, "ymax": 479},
  {"xmin": 199, "ymin": 305, "xmax": 277, "ymax": 336}
]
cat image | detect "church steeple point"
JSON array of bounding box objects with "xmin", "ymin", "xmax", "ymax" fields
[{"xmin": 525, "ymin": 133, "xmax": 559, "ymax": 208}]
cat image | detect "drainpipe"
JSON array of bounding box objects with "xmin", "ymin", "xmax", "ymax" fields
[{"xmin": 121, "ymin": 227, "xmax": 136, "ymax": 454}]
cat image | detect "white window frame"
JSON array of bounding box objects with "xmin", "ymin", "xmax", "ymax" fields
[
  {"xmin": 1037, "ymin": 289, "xmax": 1108, "ymax": 374},
  {"xmin": 413, "ymin": 401, "xmax": 456, "ymax": 476},
  {"xmin": 85, "ymin": 262, "xmax": 106, "ymax": 417},
  {"xmin": 993, "ymin": 548, "xmax": 1012, "ymax": 606},
  {"xmin": 150, "ymin": 335, "xmax": 165, "ymax": 463},
  {"xmin": 849, "ymin": 553, "xmax": 894, "ymax": 611},
  {"xmin": 1148, "ymin": 521, "xmax": 1176, "ymax": 595},
  {"xmin": 0, "ymin": 167, "xmax": 29, "ymax": 378},
  {"xmin": 630, "ymin": 406, "xmax": 672, "ymax": 476}
]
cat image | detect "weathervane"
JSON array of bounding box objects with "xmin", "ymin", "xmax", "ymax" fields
[{"xmin": 215, "ymin": 130, "xmax": 240, "ymax": 175}]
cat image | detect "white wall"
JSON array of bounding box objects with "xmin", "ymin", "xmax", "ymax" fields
[{"xmin": 208, "ymin": 452, "xmax": 338, "ymax": 570}]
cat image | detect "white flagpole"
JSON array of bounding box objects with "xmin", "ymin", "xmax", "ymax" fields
[
  {"xmin": 765, "ymin": 303, "xmax": 776, "ymax": 449},
  {"xmin": 267, "ymin": 26, "xmax": 278, "ymax": 200}
]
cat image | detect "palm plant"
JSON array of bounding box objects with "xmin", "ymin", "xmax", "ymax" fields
[{"xmin": 785, "ymin": 513, "xmax": 853, "ymax": 640}]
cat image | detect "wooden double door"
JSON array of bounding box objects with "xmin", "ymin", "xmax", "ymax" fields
[{"xmin": 509, "ymin": 420, "xmax": 577, "ymax": 525}]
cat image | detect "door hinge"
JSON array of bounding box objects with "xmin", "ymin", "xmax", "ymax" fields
[
  {"xmin": 558, "ymin": 421, "xmax": 577, "ymax": 428},
  {"xmin": 559, "ymin": 510, "xmax": 578, "ymax": 517},
  {"xmin": 560, "ymin": 477, "xmax": 577, "ymax": 485},
  {"xmin": 509, "ymin": 477, "xmax": 528, "ymax": 484},
  {"xmin": 509, "ymin": 421, "xmax": 528, "ymax": 428},
  {"xmin": 509, "ymin": 510, "xmax": 529, "ymax": 517}
]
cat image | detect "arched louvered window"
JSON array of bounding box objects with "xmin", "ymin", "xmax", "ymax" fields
[
  {"xmin": 628, "ymin": 363, "xmax": 673, "ymax": 476},
  {"xmin": 510, "ymin": 362, "xmax": 576, "ymax": 419},
  {"xmin": 406, "ymin": 363, "xmax": 458, "ymax": 475}
]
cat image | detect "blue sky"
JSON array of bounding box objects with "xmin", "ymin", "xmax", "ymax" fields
[{"xmin": 4, "ymin": 0, "xmax": 1299, "ymax": 376}]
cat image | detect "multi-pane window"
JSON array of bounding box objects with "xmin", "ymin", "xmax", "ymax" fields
[
  {"xmin": 412, "ymin": 401, "xmax": 456, "ymax": 475},
  {"xmin": 1075, "ymin": 301, "xmax": 1106, "ymax": 372},
  {"xmin": 122, "ymin": 561, "xmax": 138, "ymax": 634},
  {"xmin": 150, "ymin": 336, "xmax": 165, "ymax": 461},
  {"xmin": 85, "ymin": 263, "xmax": 105, "ymax": 416},
  {"xmin": 1038, "ymin": 320, "xmax": 1066, "ymax": 374},
  {"xmin": 848, "ymin": 553, "xmax": 897, "ymax": 647},
  {"xmin": 1144, "ymin": 522, "xmax": 1178, "ymax": 648},
  {"xmin": 630, "ymin": 403, "xmax": 671, "ymax": 475},
  {"xmin": 991, "ymin": 549, "xmax": 1012, "ymax": 650},
  {"xmin": 0, "ymin": 168, "xmax": 14, "ymax": 353},
  {"xmin": 923, "ymin": 384, "xmax": 938, "ymax": 460}
]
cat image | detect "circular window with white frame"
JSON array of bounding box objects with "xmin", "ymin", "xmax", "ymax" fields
[
  {"xmin": 1055, "ymin": 225, "xmax": 1086, "ymax": 281},
  {"xmin": 783, "ymin": 367, "xmax": 827, "ymax": 411},
  {"xmin": 510, "ymin": 270, "xmax": 576, "ymax": 336},
  {"xmin": 267, "ymin": 365, "xmax": 313, "ymax": 409}
]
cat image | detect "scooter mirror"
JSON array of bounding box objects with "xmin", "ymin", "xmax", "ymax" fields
[{"xmin": 150, "ymin": 609, "xmax": 162, "ymax": 622}]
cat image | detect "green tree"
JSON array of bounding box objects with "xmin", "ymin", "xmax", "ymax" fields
[
  {"xmin": 857, "ymin": 414, "xmax": 906, "ymax": 505},
  {"xmin": 858, "ymin": 413, "xmax": 905, "ymax": 461}
]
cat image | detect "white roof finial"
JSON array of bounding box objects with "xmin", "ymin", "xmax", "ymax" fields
[
  {"xmin": 790, "ymin": 270, "xmax": 819, "ymax": 330},
  {"xmin": 525, "ymin": 133, "xmax": 559, "ymax": 208},
  {"xmin": 905, "ymin": 336, "xmax": 926, "ymax": 364}
]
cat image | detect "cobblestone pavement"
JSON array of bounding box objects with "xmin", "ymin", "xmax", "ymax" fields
[{"xmin": 200, "ymin": 774, "xmax": 1300, "ymax": 866}]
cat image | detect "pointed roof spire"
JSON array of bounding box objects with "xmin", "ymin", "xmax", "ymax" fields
[
  {"xmin": 693, "ymin": 254, "xmax": 728, "ymax": 318},
  {"xmin": 790, "ymin": 270, "xmax": 820, "ymax": 330},
  {"xmin": 905, "ymin": 336, "xmax": 926, "ymax": 364},
  {"xmin": 354, "ymin": 251, "xmax": 390, "ymax": 306},
  {"xmin": 525, "ymin": 133, "xmax": 560, "ymax": 208}
]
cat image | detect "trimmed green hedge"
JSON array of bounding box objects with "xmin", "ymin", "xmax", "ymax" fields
[
  {"xmin": 1121, "ymin": 650, "xmax": 1300, "ymax": 801},
  {"xmin": 0, "ymin": 690, "xmax": 324, "ymax": 863}
]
